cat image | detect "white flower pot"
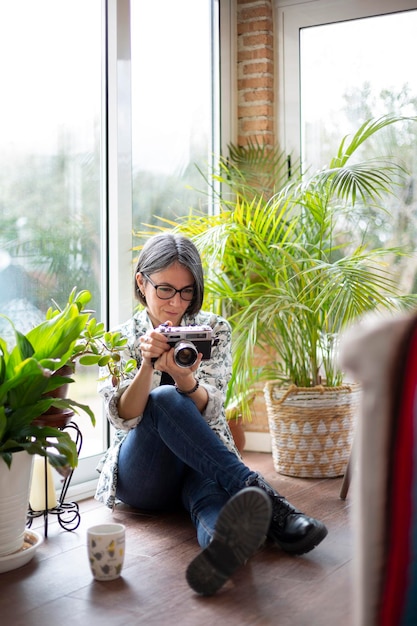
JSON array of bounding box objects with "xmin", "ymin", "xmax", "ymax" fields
[{"xmin": 0, "ymin": 451, "xmax": 34, "ymax": 557}]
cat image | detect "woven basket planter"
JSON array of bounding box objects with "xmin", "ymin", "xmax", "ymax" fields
[{"xmin": 264, "ymin": 381, "xmax": 361, "ymax": 478}]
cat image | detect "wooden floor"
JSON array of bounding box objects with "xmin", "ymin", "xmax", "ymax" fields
[{"xmin": 1, "ymin": 452, "xmax": 353, "ymax": 626}]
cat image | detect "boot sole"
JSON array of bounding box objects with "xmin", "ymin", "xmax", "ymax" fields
[
  {"xmin": 186, "ymin": 487, "xmax": 272, "ymax": 596},
  {"xmin": 273, "ymin": 521, "xmax": 328, "ymax": 555}
]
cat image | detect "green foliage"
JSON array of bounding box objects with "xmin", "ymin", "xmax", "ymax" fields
[
  {"xmin": 309, "ymin": 83, "xmax": 417, "ymax": 264},
  {"xmin": 215, "ymin": 139, "xmax": 298, "ymax": 201},
  {"xmin": 0, "ymin": 288, "xmax": 136, "ymax": 468},
  {"xmin": 135, "ymin": 115, "xmax": 417, "ymax": 417}
]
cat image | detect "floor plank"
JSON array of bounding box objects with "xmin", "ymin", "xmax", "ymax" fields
[{"xmin": 0, "ymin": 452, "xmax": 352, "ymax": 626}]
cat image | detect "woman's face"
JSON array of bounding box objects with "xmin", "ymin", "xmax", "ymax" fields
[{"xmin": 136, "ymin": 262, "xmax": 194, "ymax": 327}]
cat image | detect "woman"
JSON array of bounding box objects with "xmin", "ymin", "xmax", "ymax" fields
[{"xmin": 96, "ymin": 233, "xmax": 327, "ymax": 596}]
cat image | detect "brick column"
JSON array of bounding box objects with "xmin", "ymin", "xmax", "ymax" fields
[{"xmin": 237, "ymin": 0, "xmax": 275, "ymax": 146}]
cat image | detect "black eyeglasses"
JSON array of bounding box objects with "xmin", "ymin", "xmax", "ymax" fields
[{"xmin": 143, "ymin": 274, "xmax": 195, "ymax": 301}]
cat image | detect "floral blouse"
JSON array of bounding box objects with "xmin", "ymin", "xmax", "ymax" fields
[{"xmin": 95, "ymin": 308, "xmax": 239, "ymax": 509}]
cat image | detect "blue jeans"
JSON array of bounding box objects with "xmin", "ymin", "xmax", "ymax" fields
[{"xmin": 116, "ymin": 385, "xmax": 257, "ymax": 548}]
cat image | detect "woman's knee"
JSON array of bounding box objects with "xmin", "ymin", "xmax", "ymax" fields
[{"xmin": 148, "ymin": 385, "xmax": 184, "ymax": 413}]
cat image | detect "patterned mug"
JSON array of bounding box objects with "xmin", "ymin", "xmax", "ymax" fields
[{"xmin": 87, "ymin": 523, "xmax": 126, "ymax": 581}]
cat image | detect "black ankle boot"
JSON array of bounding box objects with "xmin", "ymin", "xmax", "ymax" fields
[
  {"xmin": 186, "ymin": 487, "xmax": 272, "ymax": 596},
  {"xmin": 246, "ymin": 474, "xmax": 328, "ymax": 555}
]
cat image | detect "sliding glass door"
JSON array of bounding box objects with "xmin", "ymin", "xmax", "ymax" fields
[{"xmin": 0, "ymin": 0, "xmax": 223, "ymax": 491}]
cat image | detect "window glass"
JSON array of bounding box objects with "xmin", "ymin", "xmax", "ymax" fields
[
  {"xmin": 300, "ymin": 11, "xmax": 417, "ymax": 171},
  {"xmin": 130, "ymin": 0, "xmax": 215, "ymax": 236},
  {"xmin": 300, "ymin": 9, "xmax": 417, "ymax": 294},
  {"xmin": 0, "ymin": 0, "xmax": 104, "ymax": 458}
]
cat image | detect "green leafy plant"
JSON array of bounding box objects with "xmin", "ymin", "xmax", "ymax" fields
[
  {"xmin": 0, "ymin": 288, "xmax": 136, "ymax": 469},
  {"xmin": 56, "ymin": 290, "xmax": 137, "ymax": 386},
  {"xmin": 135, "ymin": 115, "xmax": 417, "ymax": 417}
]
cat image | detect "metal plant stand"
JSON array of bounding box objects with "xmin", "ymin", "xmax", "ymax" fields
[{"xmin": 27, "ymin": 421, "xmax": 83, "ymax": 538}]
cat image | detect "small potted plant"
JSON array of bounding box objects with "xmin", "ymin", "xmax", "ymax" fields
[{"xmin": 0, "ymin": 287, "xmax": 136, "ymax": 559}]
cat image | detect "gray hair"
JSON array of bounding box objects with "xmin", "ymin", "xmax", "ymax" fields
[{"xmin": 134, "ymin": 233, "xmax": 204, "ymax": 316}]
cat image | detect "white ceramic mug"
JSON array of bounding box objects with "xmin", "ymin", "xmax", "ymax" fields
[{"xmin": 87, "ymin": 523, "xmax": 126, "ymax": 581}]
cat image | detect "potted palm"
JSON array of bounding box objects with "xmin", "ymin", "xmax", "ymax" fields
[
  {"xmin": 135, "ymin": 114, "xmax": 417, "ymax": 477},
  {"xmin": 0, "ymin": 287, "xmax": 135, "ymax": 561}
]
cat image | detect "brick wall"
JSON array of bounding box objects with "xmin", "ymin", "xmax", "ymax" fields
[{"xmin": 236, "ymin": 0, "xmax": 275, "ymax": 146}]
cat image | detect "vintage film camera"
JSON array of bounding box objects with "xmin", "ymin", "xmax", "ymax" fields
[{"xmin": 157, "ymin": 323, "xmax": 218, "ymax": 368}]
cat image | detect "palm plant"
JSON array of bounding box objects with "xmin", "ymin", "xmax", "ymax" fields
[{"xmin": 135, "ymin": 115, "xmax": 417, "ymax": 416}]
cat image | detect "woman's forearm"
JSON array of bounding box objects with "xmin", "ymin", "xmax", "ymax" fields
[{"xmin": 117, "ymin": 361, "xmax": 154, "ymax": 419}]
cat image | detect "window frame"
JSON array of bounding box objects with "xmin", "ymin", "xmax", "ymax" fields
[
  {"xmin": 70, "ymin": 0, "xmax": 232, "ymax": 495},
  {"xmin": 67, "ymin": 0, "xmax": 133, "ymax": 492},
  {"xmin": 274, "ymin": 0, "xmax": 417, "ymax": 160}
]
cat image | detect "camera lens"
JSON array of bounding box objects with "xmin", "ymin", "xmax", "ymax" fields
[{"xmin": 173, "ymin": 341, "xmax": 198, "ymax": 368}]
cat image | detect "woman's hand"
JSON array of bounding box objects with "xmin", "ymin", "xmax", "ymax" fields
[{"xmin": 139, "ymin": 329, "xmax": 171, "ymax": 367}]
